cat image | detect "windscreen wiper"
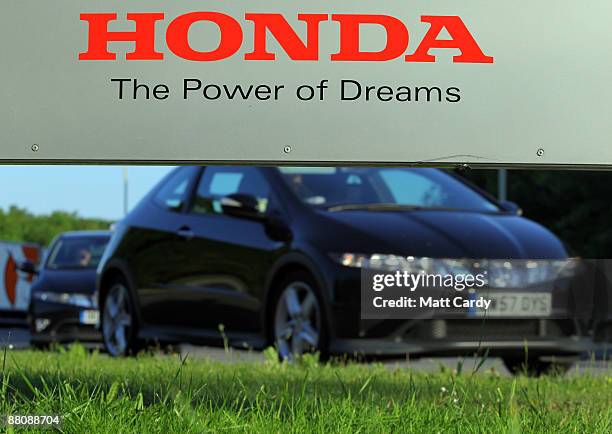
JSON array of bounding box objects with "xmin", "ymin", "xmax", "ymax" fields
[{"xmin": 326, "ymin": 203, "xmax": 428, "ymax": 212}]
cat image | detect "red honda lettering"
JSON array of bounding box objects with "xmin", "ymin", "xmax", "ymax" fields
[
  {"xmin": 244, "ymin": 13, "xmax": 328, "ymax": 60},
  {"xmin": 330, "ymin": 14, "xmax": 409, "ymax": 61},
  {"xmin": 166, "ymin": 12, "xmax": 243, "ymax": 61},
  {"xmin": 79, "ymin": 13, "xmax": 164, "ymax": 60},
  {"xmin": 79, "ymin": 12, "xmax": 494, "ymax": 64},
  {"xmin": 405, "ymin": 16, "xmax": 493, "ymax": 63}
]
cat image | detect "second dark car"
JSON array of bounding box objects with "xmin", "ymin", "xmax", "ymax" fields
[
  {"xmin": 97, "ymin": 167, "xmax": 590, "ymax": 373},
  {"xmin": 28, "ymin": 231, "xmax": 111, "ymax": 347}
]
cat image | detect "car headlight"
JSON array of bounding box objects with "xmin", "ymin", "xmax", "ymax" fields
[
  {"xmin": 484, "ymin": 258, "xmax": 580, "ymax": 288},
  {"xmin": 32, "ymin": 292, "xmax": 97, "ymax": 308},
  {"xmin": 330, "ymin": 253, "xmax": 580, "ymax": 288},
  {"xmin": 330, "ymin": 253, "xmax": 478, "ymax": 274}
]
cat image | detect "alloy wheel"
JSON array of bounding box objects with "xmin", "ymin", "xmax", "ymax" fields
[
  {"xmin": 102, "ymin": 283, "xmax": 133, "ymax": 357},
  {"xmin": 274, "ymin": 281, "xmax": 322, "ymax": 360}
]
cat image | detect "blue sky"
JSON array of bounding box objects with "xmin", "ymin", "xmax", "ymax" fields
[{"xmin": 0, "ymin": 166, "xmax": 174, "ymax": 220}]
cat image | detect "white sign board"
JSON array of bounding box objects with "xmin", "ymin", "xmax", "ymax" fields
[{"xmin": 1, "ymin": 1, "xmax": 611, "ymax": 166}]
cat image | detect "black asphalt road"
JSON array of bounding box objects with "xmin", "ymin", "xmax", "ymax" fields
[
  {"xmin": 2, "ymin": 328, "xmax": 609, "ymax": 376},
  {"xmin": 0, "ymin": 328, "xmax": 31, "ymax": 350}
]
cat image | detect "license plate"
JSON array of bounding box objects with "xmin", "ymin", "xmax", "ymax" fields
[
  {"xmin": 476, "ymin": 292, "xmax": 552, "ymax": 317},
  {"xmin": 79, "ymin": 310, "xmax": 100, "ymax": 325}
]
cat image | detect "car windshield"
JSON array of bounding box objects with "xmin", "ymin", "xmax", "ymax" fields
[
  {"xmin": 46, "ymin": 236, "xmax": 110, "ymax": 270},
  {"xmin": 278, "ymin": 167, "xmax": 500, "ymax": 212}
]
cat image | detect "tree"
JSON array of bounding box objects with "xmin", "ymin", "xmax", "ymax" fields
[
  {"xmin": 0, "ymin": 206, "xmax": 112, "ymax": 247},
  {"xmin": 460, "ymin": 169, "xmax": 612, "ymax": 257}
]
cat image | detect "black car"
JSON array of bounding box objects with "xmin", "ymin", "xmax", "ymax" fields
[
  {"xmin": 27, "ymin": 231, "xmax": 111, "ymax": 347},
  {"xmin": 97, "ymin": 167, "xmax": 590, "ymax": 372}
]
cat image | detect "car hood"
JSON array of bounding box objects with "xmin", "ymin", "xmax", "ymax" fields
[
  {"xmin": 315, "ymin": 209, "xmax": 567, "ymax": 259},
  {"xmin": 32, "ymin": 269, "xmax": 98, "ymax": 294}
]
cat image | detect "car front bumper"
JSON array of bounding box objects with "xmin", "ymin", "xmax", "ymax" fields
[
  {"xmin": 328, "ymin": 311, "xmax": 594, "ymax": 358},
  {"xmin": 330, "ymin": 336, "xmax": 593, "ymax": 358},
  {"xmin": 29, "ymin": 300, "xmax": 101, "ymax": 344}
]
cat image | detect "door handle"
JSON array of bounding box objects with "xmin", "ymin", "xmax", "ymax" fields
[{"xmin": 177, "ymin": 226, "xmax": 195, "ymax": 240}]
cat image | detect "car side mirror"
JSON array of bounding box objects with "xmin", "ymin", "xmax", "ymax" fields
[
  {"xmin": 499, "ymin": 200, "xmax": 522, "ymax": 216},
  {"xmin": 18, "ymin": 260, "xmax": 39, "ymax": 275},
  {"xmin": 220, "ymin": 193, "xmax": 263, "ymax": 220}
]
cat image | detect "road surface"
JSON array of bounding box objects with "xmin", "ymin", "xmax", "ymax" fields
[{"xmin": 2, "ymin": 328, "xmax": 609, "ymax": 376}]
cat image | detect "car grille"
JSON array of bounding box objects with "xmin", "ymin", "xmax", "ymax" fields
[{"xmin": 56, "ymin": 324, "xmax": 97, "ymax": 335}]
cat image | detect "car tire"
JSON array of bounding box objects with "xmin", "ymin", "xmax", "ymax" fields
[
  {"xmin": 101, "ymin": 278, "xmax": 140, "ymax": 357},
  {"xmin": 272, "ymin": 271, "xmax": 329, "ymax": 361},
  {"xmin": 502, "ymin": 357, "xmax": 573, "ymax": 376},
  {"xmin": 30, "ymin": 340, "xmax": 50, "ymax": 351}
]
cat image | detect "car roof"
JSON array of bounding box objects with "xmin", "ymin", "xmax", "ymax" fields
[{"xmin": 59, "ymin": 230, "xmax": 111, "ymax": 238}]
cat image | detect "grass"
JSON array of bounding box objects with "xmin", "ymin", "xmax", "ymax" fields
[{"xmin": 1, "ymin": 345, "xmax": 611, "ymax": 433}]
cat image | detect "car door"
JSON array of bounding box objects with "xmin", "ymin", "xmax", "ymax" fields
[
  {"xmin": 134, "ymin": 166, "xmax": 204, "ymax": 329},
  {"xmin": 174, "ymin": 166, "xmax": 286, "ymax": 338}
]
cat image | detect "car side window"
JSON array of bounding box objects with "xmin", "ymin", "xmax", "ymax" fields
[
  {"xmin": 153, "ymin": 167, "xmax": 197, "ymax": 212},
  {"xmin": 191, "ymin": 167, "xmax": 271, "ymax": 215}
]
